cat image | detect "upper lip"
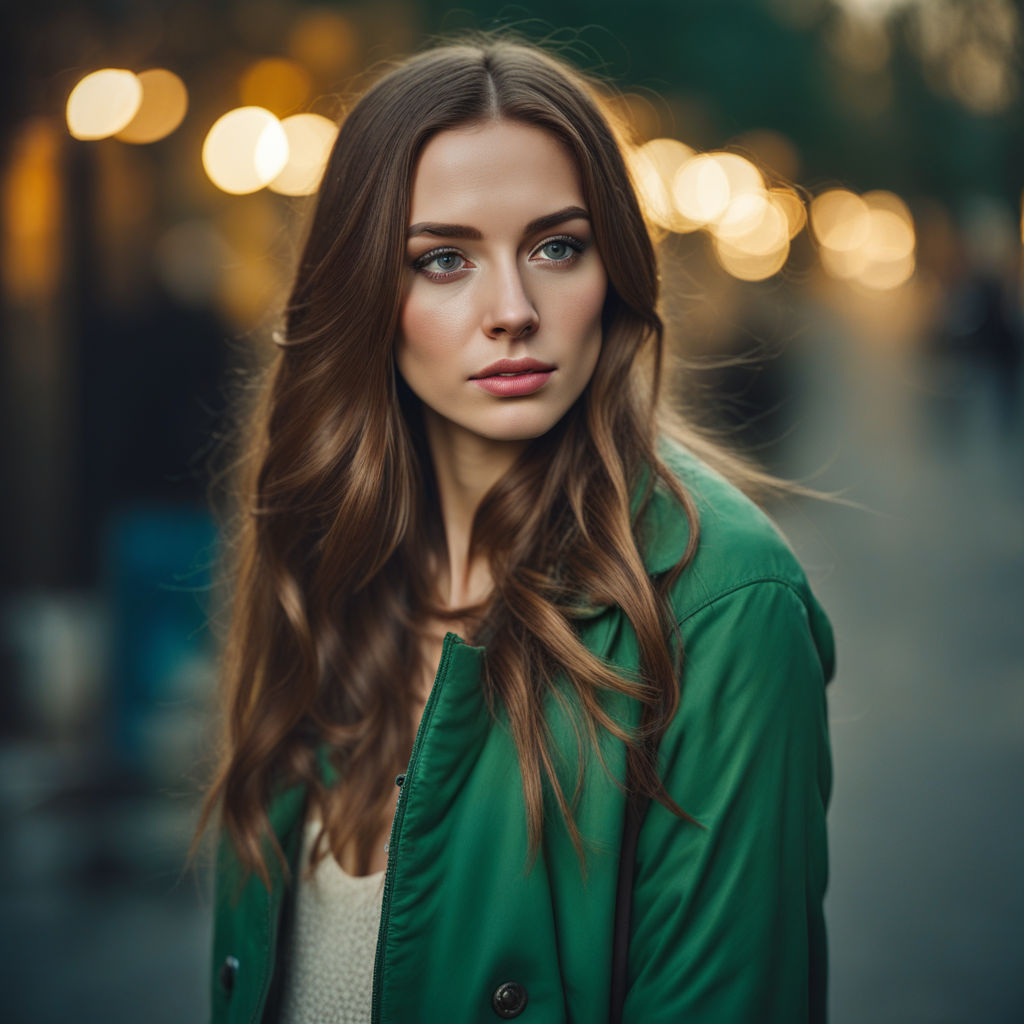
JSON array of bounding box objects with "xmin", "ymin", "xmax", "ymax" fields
[{"xmin": 470, "ymin": 357, "xmax": 556, "ymax": 379}]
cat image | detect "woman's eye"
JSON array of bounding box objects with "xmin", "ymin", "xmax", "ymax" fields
[
  {"xmin": 431, "ymin": 252, "xmax": 462, "ymax": 271},
  {"xmin": 533, "ymin": 235, "xmax": 585, "ymax": 264},
  {"xmin": 413, "ymin": 249, "xmax": 467, "ymax": 277},
  {"xmin": 541, "ymin": 241, "xmax": 571, "ymax": 260}
]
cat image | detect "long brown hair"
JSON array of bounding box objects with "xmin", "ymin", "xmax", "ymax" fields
[{"xmin": 192, "ymin": 31, "xmax": 835, "ymax": 888}]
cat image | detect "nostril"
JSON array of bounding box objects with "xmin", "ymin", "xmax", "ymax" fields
[{"xmin": 498, "ymin": 318, "xmax": 537, "ymax": 340}]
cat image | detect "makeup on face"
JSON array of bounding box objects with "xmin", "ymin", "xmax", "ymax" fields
[{"xmin": 395, "ymin": 120, "xmax": 607, "ymax": 458}]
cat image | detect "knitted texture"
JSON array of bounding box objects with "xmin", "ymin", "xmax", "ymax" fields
[{"xmin": 278, "ymin": 815, "xmax": 386, "ymax": 1024}]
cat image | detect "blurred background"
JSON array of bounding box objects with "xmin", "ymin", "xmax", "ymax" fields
[{"xmin": 1, "ymin": 0, "xmax": 1021, "ymax": 1021}]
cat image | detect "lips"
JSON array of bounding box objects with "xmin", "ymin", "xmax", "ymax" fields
[
  {"xmin": 472, "ymin": 370, "xmax": 553, "ymax": 397},
  {"xmin": 470, "ymin": 357, "xmax": 556, "ymax": 379}
]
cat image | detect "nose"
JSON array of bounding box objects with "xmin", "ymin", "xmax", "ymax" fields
[{"xmin": 482, "ymin": 261, "xmax": 539, "ymax": 340}]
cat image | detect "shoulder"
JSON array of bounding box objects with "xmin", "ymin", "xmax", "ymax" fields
[{"xmin": 641, "ymin": 435, "xmax": 836, "ymax": 682}]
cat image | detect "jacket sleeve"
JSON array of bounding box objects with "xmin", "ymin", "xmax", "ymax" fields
[{"xmin": 623, "ymin": 579, "xmax": 833, "ymax": 1023}]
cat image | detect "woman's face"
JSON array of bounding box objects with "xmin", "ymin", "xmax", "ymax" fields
[{"xmin": 396, "ymin": 119, "xmax": 607, "ymax": 454}]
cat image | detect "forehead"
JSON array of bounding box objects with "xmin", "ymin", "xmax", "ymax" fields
[{"xmin": 408, "ymin": 120, "xmax": 585, "ymax": 225}]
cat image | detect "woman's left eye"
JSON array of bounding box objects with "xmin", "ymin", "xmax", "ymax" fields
[{"xmin": 532, "ymin": 235, "xmax": 585, "ymax": 264}]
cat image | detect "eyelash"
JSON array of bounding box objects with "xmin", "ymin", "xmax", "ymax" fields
[{"xmin": 411, "ymin": 234, "xmax": 587, "ymax": 280}]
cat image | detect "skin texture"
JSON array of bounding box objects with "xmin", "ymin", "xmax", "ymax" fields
[{"xmin": 397, "ymin": 119, "xmax": 608, "ymax": 606}]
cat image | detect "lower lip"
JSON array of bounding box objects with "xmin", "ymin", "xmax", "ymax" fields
[{"xmin": 472, "ymin": 371, "xmax": 554, "ymax": 396}]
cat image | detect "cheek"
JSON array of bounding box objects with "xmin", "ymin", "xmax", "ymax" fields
[
  {"xmin": 554, "ymin": 267, "xmax": 606, "ymax": 363},
  {"xmin": 396, "ymin": 289, "xmax": 463, "ymax": 391},
  {"xmin": 577, "ymin": 273, "xmax": 607, "ymax": 384},
  {"xmin": 579, "ymin": 272, "xmax": 607, "ymax": 336}
]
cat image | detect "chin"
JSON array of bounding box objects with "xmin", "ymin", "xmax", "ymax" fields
[
  {"xmin": 473, "ymin": 426, "xmax": 553, "ymax": 445},
  {"xmin": 474, "ymin": 410, "xmax": 567, "ymax": 443}
]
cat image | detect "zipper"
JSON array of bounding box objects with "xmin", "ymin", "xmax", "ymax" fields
[{"xmin": 370, "ymin": 631, "xmax": 463, "ymax": 1023}]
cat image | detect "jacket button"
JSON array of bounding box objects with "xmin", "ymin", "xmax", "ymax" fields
[
  {"xmin": 491, "ymin": 981, "xmax": 528, "ymax": 1018},
  {"xmin": 219, "ymin": 955, "xmax": 239, "ymax": 995}
]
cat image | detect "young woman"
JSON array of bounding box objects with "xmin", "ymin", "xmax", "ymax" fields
[{"xmin": 195, "ymin": 33, "xmax": 837, "ymax": 1024}]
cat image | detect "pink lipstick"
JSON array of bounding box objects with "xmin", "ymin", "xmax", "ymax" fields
[
  {"xmin": 470, "ymin": 357, "xmax": 556, "ymax": 397},
  {"xmin": 473, "ymin": 371, "xmax": 554, "ymax": 396}
]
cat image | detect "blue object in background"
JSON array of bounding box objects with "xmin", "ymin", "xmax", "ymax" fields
[{"xmin": 103, "ymin": 504, "xmax": 219, "ymax": 779}]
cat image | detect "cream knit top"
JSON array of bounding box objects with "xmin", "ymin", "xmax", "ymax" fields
[{"xmin": 278, "ymin": 813, "xmax": 386, "ymax": 1024}]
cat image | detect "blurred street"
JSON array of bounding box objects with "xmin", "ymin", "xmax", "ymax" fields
[{"xmin": 777, "ymin": 313, "xmax": 1024, "ymax": 1024}]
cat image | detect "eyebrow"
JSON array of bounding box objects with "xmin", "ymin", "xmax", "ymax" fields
[{"xmin": 407, "ymin": 205, "xmax": 591, "ymax": 240}]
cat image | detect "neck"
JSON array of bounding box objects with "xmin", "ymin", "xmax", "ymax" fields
[{"xmin": 423, "ymin": 408, "xmax": 527, "ymax": 608}]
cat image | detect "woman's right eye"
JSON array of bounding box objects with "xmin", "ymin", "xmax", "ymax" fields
[{"xmin": 412, "ymin": 248, "xmax": 468, "ymax": 278}]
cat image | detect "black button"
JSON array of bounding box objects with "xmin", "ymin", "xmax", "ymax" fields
[
  {"xmin": 219, "ymin": 955, "xmax": 239, "ymax": 994},
  {"xmin": 492, "ymin": 981, "xmax": 528, "ymax": 1018},
  {"xmin": 395, "ymin": 773, "xmax": 406, "ymax": 788}
]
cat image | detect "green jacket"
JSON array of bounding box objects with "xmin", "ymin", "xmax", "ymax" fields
[{"xmin": 208, "ymin": 438, "xmax": 836, "ymax": 1023}]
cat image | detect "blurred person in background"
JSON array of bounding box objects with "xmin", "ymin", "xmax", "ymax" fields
[{"xmin": 192, "ymin": 32, "xmax": 837, "ymax": 1024}]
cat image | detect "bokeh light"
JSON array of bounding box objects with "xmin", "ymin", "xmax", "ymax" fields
[
  {"xmin": 202, "ymin": 107, "xmax": 289, "ymax": 195},
  {"xmin": 862, "ymin": 208, "xmax": 915, "ymax": 262},
  {"xmin": 708, "ymin": 181, "xmax": 792, "ymax": 281},
  {"xmin": 862, "ymin": 188, "xmax": 913, "ymax": 228},
  {"xmin": 706, "ymin": 153, "xmax": 765, "ymax": 216},
  {"xmin": 630, "ymin": 138, "xmax": 697, "ymax": 232},
  {"xmin": 713, "ymin": 232, "xmax": 791, "ymax": 281},
  {"xmin": 268, "ymin": 113, "xmax": 338, "ymax": 196},
  {"xmin": 714, "ymin": 191, "xmax": 789, "ymax": 254},
  {"xmin": 676, "ymin": 152, "xmax": 766, "ymax": 231},
  {"xmin": 115, "ymin": 69, "xmax": 189, "ymax": 144},
  {"xmin": 2, "ymin": 119, "xmax": 61, "ymax": 302},
  {"xmin": 813, "ymin": 186, "xmax": 917, "ymax": 289},
  {"xmin": 810, "ymin": 188, "xmax": 871, "ymax": 252},
  {"xmin": 240, "ymin": 57, "xmax": 312, "ymax": 117},
  {"xmin": 712, "ymin": 191, "xmax": 764, "ymax": 245},
  {"xmin": 948, "ymin": 40, "xmax": 1015, "ymax": 115},
  {"xmin": 906, "ymin": 0, "xmax": 1018, "ymax": 115},
  {"xmin": 769, "ymin": 186, "xmax": 808, "ymax": 239},
  {"xmin": 66, "ymin": 69, "xmax": 142, "ymax": 140},
  {"xmin": 673, "ymin": 154, "xmax": 731, "ymax": 226},
  {"xmin": 856, "ymin": 251, "xmax": 915, "ymax": 289}
]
